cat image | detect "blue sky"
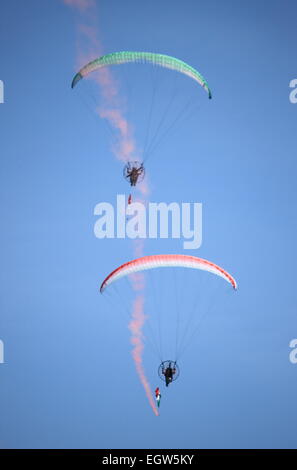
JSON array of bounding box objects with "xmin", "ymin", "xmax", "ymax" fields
[{"xmin": 0, "ymin": 0, "xmax": 296, "ymax": 449}]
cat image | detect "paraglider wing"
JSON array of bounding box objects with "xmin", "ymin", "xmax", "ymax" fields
[
  {"xmin": 71, "ymin": 51, "xmax": 212, "ymax": 99},
  {"xmin": 100, "ymin": 254, "xmax": 237, "ymax": 293}
]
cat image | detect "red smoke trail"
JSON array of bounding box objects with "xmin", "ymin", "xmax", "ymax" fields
[
  {"xmin": 129, "ymin": 293, "xmax": 158, "ymax": 416},
  {"xmin": 129, "ymin": 240, "xmax": 159, "ymax": 416},
  {"xmin": 63, "ymin": 0, "xmax": 95, "ymax": 11},
  {"xmin": 63, "ymin": 0, "xmax": 157, "ymax": 415},
  {"xmin": 64, "ymin": 0, "xmax": 139, "ymax": 167}
]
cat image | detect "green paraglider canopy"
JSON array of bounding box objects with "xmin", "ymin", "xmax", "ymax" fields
[{"xmin": 71, "ymin": 51, "xmax": 212, "ymax": 99}]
